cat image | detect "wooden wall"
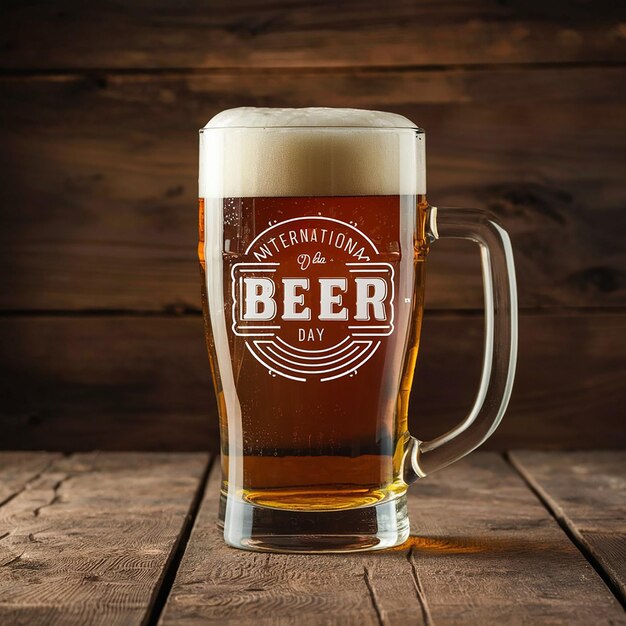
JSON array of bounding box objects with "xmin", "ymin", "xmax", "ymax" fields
[{"xmin": 0, "ymin": 1, "xmax": 625, "ymax": 451}]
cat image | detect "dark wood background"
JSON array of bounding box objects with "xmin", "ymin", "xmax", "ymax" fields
[{"xmin": 0, "ymin": 1, "xmax": 624, "ymax": 451}]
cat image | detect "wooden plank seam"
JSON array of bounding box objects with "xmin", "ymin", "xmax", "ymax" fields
[
  {"xmin": 143, "ymin": 454, "xmax": 215, "ymax": 626},
  {"xmin": 505, "ymin": 452, "xmax": 626, "ymax": 611}
]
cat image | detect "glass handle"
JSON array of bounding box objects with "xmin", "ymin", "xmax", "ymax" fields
[{"xmin": 404, "ymin": 206, "xmax": 518, "ymax": 482}]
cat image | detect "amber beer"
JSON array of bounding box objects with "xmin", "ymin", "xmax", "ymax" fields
[{"xmin": 199, "ymin": 193, "xmax": 428, "ymax": 510}]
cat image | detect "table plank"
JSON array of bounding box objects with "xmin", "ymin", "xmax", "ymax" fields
[
  {"xmin": 161, "ymin": 454, "xmax": 624, "ymax": 625},
  {"xmin": 0, "ymin": 452, "xmax": 210, "ymax": 626},
  {"xmin": 510, "ymin": 451, "xmax": 626, "ymax": 605},
  {"xmin": 0, "ymin": 452, "xmax": 61, "ymax": 506},
  {"xmin": 1, "ymin": 314, "xmax": 625, "ymax": 451},
  {"xmin": 1, "ymin": 68, "xmax": 625, "ymax": 311},
  {"xmin": 1, "ymin": 0, "xmax": 625, "ymax": 69}
]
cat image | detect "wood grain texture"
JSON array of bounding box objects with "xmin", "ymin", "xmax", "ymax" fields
[
  {"xmin": 0, "ymin": 452, "xmax": 209, "ymax": 626},
  {"xmin": 510, "ymin": 451, "xmax": 626, "ymax": 603},
  {"xmin": 0, "ymin": 452, "xmax": 61, "ymax": 506},
  {"xmin": 1, "ymin": 1, "xmax": 625, "ymax": 69},
  {"xmin": 161, "ymin": 454, "xmax": 625, "ymax": 625},
  {"xmin": 1, "ymin": 67, "xmax": 625, "ymax": 311},
  {"xmin": 1, "ymin": 313, "xmax": 624, "ymax": 451}
]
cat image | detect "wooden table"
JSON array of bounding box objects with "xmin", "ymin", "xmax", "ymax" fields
[{"xmin": 0, "ymin": 452, "xmax": 623, "ymax": 624}]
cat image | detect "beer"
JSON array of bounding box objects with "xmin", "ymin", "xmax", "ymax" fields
[
  {"xmin": 198, "ymin": 107, "xmax": 518, "ymax": 552},
  {"xmin": 199, "ymin": 107, "xmax": 428, "ymax": 512},
  {"xmin": 200, "ymin": 194, "xmax": 428, "ymax": 511}
]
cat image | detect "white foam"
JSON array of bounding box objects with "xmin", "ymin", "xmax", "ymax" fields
[
  {"xmin": 199, "ymin": 107, "xmax": 425, "ymax": 197},
  {"xmin": 204, "ymin": 107, "xmax": 418, "ymax": 129}
]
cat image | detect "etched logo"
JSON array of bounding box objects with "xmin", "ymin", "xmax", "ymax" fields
[{"xmin": 232, "ymin": 216, "xmax": 394, "ymax": 382}]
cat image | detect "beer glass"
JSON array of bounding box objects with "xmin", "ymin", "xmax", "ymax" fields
[{"xmin": 198, "ymin": 108, "xmax": 517, "ymax": 552}]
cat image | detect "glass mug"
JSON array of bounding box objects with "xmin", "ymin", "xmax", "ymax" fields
[{"xmin": 198, "ymin": 107, "xmax": 517, "ymax": 552}]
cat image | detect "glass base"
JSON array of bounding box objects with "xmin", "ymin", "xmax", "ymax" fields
[{"xmin": 218, "ymin": 492, "xmax": 410, "ymax": 553}]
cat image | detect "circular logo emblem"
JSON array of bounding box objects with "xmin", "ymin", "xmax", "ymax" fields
[{"xmin": 232, "ymin": 216, "xmax": 394, "ymax": 382}]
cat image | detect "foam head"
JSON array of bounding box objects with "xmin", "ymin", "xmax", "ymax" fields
[{"xmin": 199, "ymin": 107, "xmax": 425, "ymax": 198}]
